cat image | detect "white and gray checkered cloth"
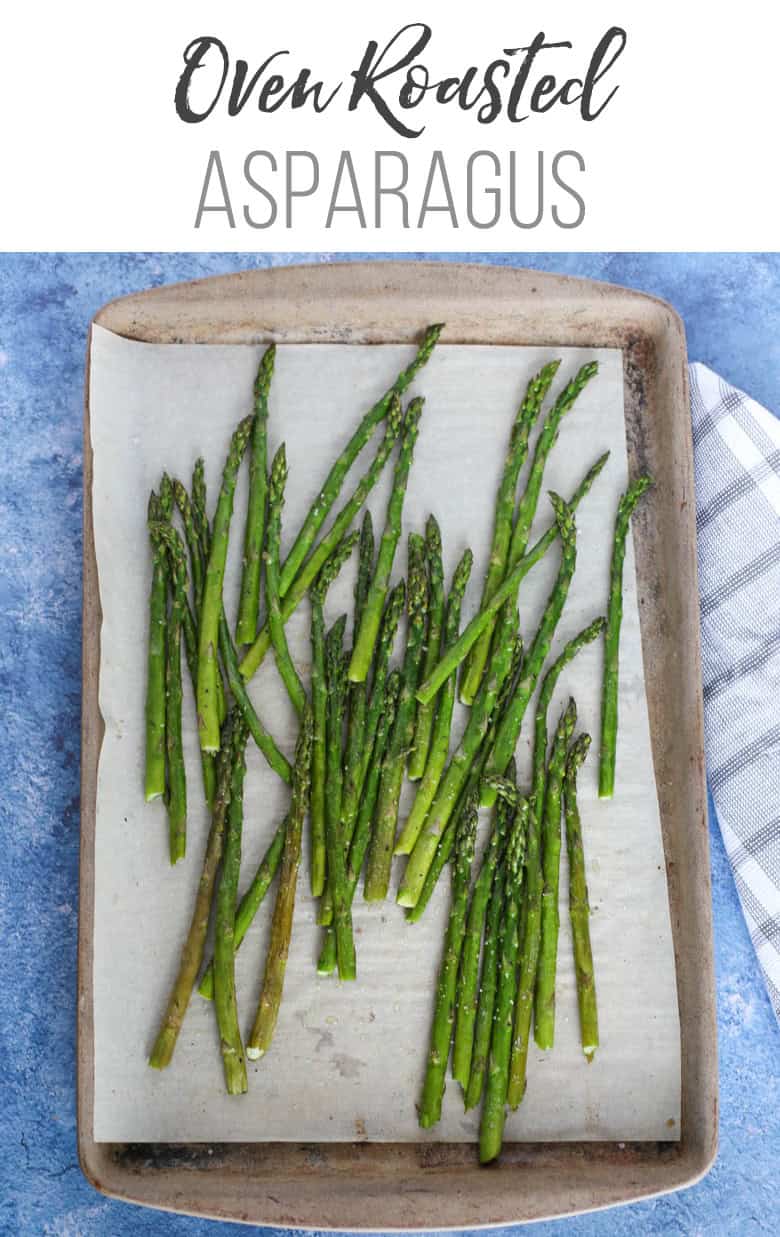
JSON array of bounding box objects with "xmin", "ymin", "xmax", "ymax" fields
[{"xmin": 691, "ymin": 363, "xmax": 780, "ymax": 1023}]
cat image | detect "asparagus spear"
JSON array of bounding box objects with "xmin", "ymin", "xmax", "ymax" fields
[
  {"xmin": 188, "ymin": 459, "xmax": 226, "ymax": 727},
  {"xmin": 515, "ymin": 452, "xmax": 609, "ymax": 584},
  {"xmin": 460, "ymin": 361, "xmax": 560, "ymax": 705},
  {"xmin": 395, "ymin": 548, "xmax": 473, "ymax": 857},
  {"xmin": 481, "ymin": 495, "xmax": 578, "ymax": 808},
  {"xmin": 508, "ymin": 362, "xmax": 598, "ymax": 567},
  {"xmin": 342, "ymin": 581, "xmax": 405, "ymax": 830},
  {"xmin": 529, "ymin": 616, "xmax": 606, "ymax": 837},
  {"xmin": 464, "ymin": 795, "xmax": 513, "ymax": 1111},
  {"xmin": 507, "ymin": 792, "xmax": 538, "ymax": 1108},
  {"xmin": 181, "ymin": 600, "xmax": 218, "ymax": 808},
  {"xmin": 364, "ymin": 534, "xmax": 428, "ymax": 901},
  {"xmin": 246, "ymin": 705, "xmax": 313, "ymax": 1060},
  {"xmin": 418, "ymin": 793, "xmax": 478, "ymax": 1129},
  {"xmin": 192, "ymin": 456, "xmax": 208, "ymax": 544},
  {"xmin": 265, "ymin": 445, "xmax": 307, "ymax": 717},
  {"xmin": 170, "ymin": 479, "xmax": 222, "ymax": 801},
  {"xmin": 322, "ymin": 620, "xmax": 356, "ymax": 978},
  {"xmin": 309, "ymin": 534, "xmax": 360, "ymax": 897},
  {"xmin": 213, "ymin": 721, "xmax": 249, "ymax": 1095},
  {"xmin": 199, "ymin": 814, "xmax": 286, "ymax": 1000},
  {"xmin": 348, "ymin": 398, "xmax": 424, "ymax": 683},
  {"xmin": 480, "ymin": 797, "xmax": 530, "ymax": 1164},
  {"xmin": 197, "ymin": 417, "xmax": 253, "ymax": 751},
  {"xmin": 414, "ymin": 539, "xmax": 536, "ymax": 707},
  {"xmin": 151, "ymin": 523, "xmax": 188, "ymax": 863},
  {"xmin": 187, "ymin": 397, "xmax": 285, "ymax": 780},
  {"xmin": 149, "ymin": 712, "xmax": 237, "ymax": 1070},
  {"xmin": 318, "ymin": 670, "xmax": 401, "ymax": 975},
  {"xmin": 164, "ymin": 485, "xmax": 217, "ymax": 804},
  {"xmin": 172, "ymin": 479, "xmax": 205, "ymax": 615},
  {"xmin": 236, "ymin": 345, "xmax": 273, "ymax": 645},
  {"xmin": 347, "ymin": 669, "xmax": 402, "ymax": 887},
  {"xmin": 503, "ymin": 681, "xmax": 582, "ymax": 1102},
  {"xmin": 409, "ymin": 515, "xmax": 445, "ymax": 779},
  {"xmin": 397, "ymin": 622, "xmax": 519, "ymax": 910},
  {"xmin": 341, "ymin": 512, "xmax": 375, "ymax": 842},
  {"xmin": 310, "ymin": 593, "xmax": 329, "ymax": 901},
  {"xmin": 405, "ymin": 640, "xmax": 524, "ymax": 926},
  {"xmin": 463, "ymin": 363, "xmax": 596, "ymax": 710},
  {"xmin": 144, "ymin": 481, "xmax": 171, "ymax": 801},
  {"xmin": 417, "ymin": 452, "xmax": 607, "ymax": 708},
  {"xmin": 239, "ymin": 398, "xmax": 404, "ymax": 682},
  {"xmin": 218, "ymin": 611, "xmax": 292, "ymax": 785},
  {"xmin": 316, "ymin": 615, "xmax": 348, "ymax": 927},
  {"xmin": 278, "ymin": 324, "xmax": 443, "ymax": 598},
  {"xmin": 482, "ymin": 775, "xmax": 521, "ymax": 805},
  {"xmin": 564, "ymin": 732, "xmax": 599, "ymax": 1060},
  {"xmin": 452, "ymin": 759, "xmax": 515, "ymax": 1090},
  {"xmin": 535, "ymin": 698, "xmax": 578, "ymax": 1050},
  {"xmin": 599, "ymin": 474, "xmax": 653, "ymax": 799}
]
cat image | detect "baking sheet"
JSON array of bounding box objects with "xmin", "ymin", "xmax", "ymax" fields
[{"xmin": 89, "ymin": 324, "xmax": 681, "ymax": 1144}]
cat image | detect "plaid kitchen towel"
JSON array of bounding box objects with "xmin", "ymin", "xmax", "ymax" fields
[{"xmin": 690, "ymin": 362, "xmax": 780, "ymax": 1023}]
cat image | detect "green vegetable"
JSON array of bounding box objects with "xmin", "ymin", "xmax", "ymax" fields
[
  {"xmin": 144, "ymin": 482, "xmax": 171, "ymax": 801},
  {"xmin": 197, "ymin": 417, "xmax": 253, "ymax": 751},
  {"xmin": 341, "ymin": 512, "xmax": 375, "ymax": 844},
  {"xmin": 342, "ymin": 581, "xmax": 405, "ymax": 833},
  {"xmin": 397, "ymin": 621, "xmax": 519, "ymax": 910},
  {"xmin": 463, "ymin": 787, "xmax": 514, "ymax": 1111},
  {"xmin": 309, "ymin": 534, "xmax": 360, "ymax": 898},
  {"xmin": 507, "ymin": 362, "xmax": 598, "ymax": 569},
  {"xmin": 405, "ymin": 640, "xmax": 523, "ymax": 926},
  {"xmin": 198, "ymin": 813, "xmax": 287, "ymax": 1001},
  {"xmin": 149, "ymin": 713, "xmax": 237, "ymax": 1070},
  {"xmin": 409, "ymin": 515, "xmax": 445, "ymax": 779},
  {"xmin": 535, "ymin": 698, "xmax": 578, "ymax": 1050},
  {"xmin": 364, "ymin": 534, "xmax": 428, "ymax": 900},
  {"xmin": 213, "ymin": 722, "xmax": 249, "ymax": 1095},
  {"xmin": 151, "ymin": 522, "xmax": 188, "ymax": 863},
  {"xmin": 349, "ymin": 399, "xmax": 424, "ymax": 683},
  {"xmin": 172, "ymin": 478, "xmax": 204, "ymax": 616},
  {"xmin": 218, "ymin": 610, "xmax": 292, "ymax": 785},
  {"xmin": 479, "ymin": 798, "xmax": 529, "ymax": 1163},
  {"xmin": 453, "ymin": 759, "xmax": 515, "ymax": 1091},
  {"xmin": 395, "ymin": 548, "xmax": 473, "ymax": 857},
  {"xmin": 599, "ymin": 474, "xmax": 653, "ymax": 799},
  {"xmin": 481, "ymin": 494, "xmax": 578, "ymax": 808},
  {"xmin": 246, "ymin": 706, "xmax": 313, "ymax": 1060},
  {"xmin": 236, "ymin": 345, "xmax": 273, "ymax": 645},
  {"xmin": 318, "ymin": 670, "xmax": 402, "ymax": 976},
  {"xmin": 239, "ymin": 398, "xmax": 404, "ymax": 682},
  {"xmin": 323, "ymin": 618, "xmax": 356, "ymax": 978},
  {"xmin": 417, "ymin": 450, "xmax": 606, "ymax": 710},
  {"xmin": 564, "ymin": 732, "xmax": 599, "ymax": 1059},
  {"xmin": 418, "ymin": 794, "xmax": 478, "ymax": 1129},
  {"xmin": 460, "ymin": 361, "xmax": 559, "ymax": 705},
  {"xmin": 278, "ymin": 324, "xmax": 443, "ymax": 598}
]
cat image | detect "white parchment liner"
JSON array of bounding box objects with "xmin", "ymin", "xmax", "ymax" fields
[{"xmin": 89, "ymin": 326, "xmax": 680, "ymax": 1143}]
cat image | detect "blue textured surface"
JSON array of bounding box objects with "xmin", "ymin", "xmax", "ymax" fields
[{"xmin": 1, "ymin": 253, "xmax": 778, "ymax": 1236}]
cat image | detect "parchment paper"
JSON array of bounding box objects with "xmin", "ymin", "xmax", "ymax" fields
[{"xmin": 89, "ymin": 325, "xmax": 681, "ymax": 1143}]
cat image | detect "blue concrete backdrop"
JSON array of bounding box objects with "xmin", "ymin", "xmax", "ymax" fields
[{"xmin": 0, "ymin": 253, "xmax": 778, "ymax": 1236}]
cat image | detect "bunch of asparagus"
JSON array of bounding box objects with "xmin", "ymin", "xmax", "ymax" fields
[
  {"xmin": 141, "ymin": 327, "xmax": 652, "ymax": 1158},
  {"xmin": 403, "ymin": 363, "xmax": 651, "ymax": 1160},
  {"xmin": 144, "ymin": 326, "xmax": 444, "ymax": 1088}
]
